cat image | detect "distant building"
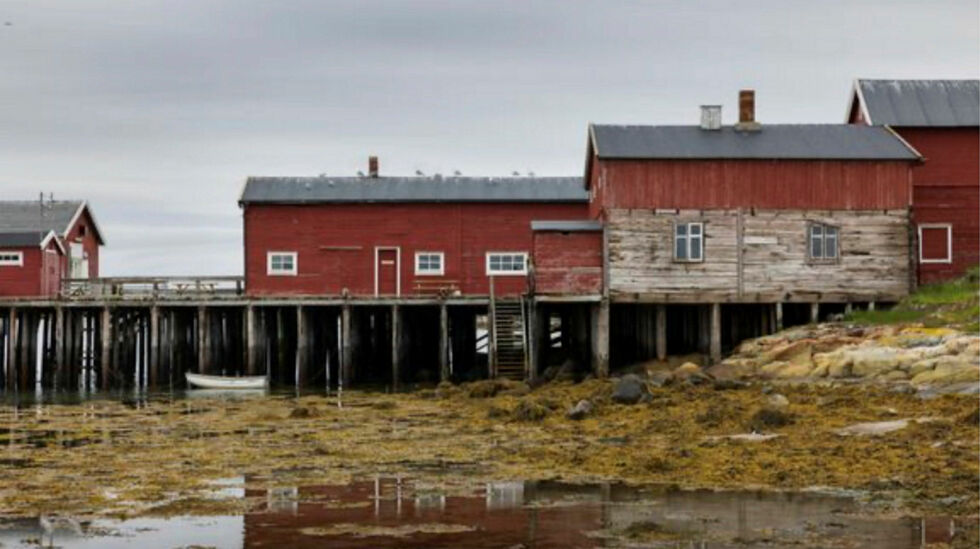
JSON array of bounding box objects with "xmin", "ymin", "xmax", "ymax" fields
[
  {"xmin": 0, "ymin": 200, "xmax": 104, "ymax": 297},
  {"xmin": 848, "ymin": 79, "xmax": 980, "ymax": 283}
]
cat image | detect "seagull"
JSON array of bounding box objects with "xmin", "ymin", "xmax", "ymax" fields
[
  {"xmin": 511, "ymin": 171, "xmax": 520, "ymax": 176},
  {"xmin": 453, "ymin": 170, "xmax": 462, "ymax": 176},
  {"xmin": 357, "ymin": 170, "xmax": 365, "ymax": 177},
  {"xmin": 415, "ymin": 170, "xmax": 424, "ymax": 176}
]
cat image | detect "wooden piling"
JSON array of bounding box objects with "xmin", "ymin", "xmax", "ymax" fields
[
  {"xmin": 709, "ymin": 302, "xmax": 722, "ymax": 363},
  {"xmin": 6, "ymin": 308, "xmax": 16, "ymax": 389},
  {"xmin": 775, "ymin": 302, "xmax": 784, "ymax": 331},
  {"xmin": 100, "ymin": 307, "xmax": 111, "ymax": 390},
  {"xmin": 391, "ymin": 305, "xmax": 401, "ymax": 389},
  {"xmin": 149, "ymin": 306, "xmax": 159, "ymax": 387},
  {"xmin": 296, "ymin": 305, "xmax": 307, "ymax": 386},
  {"xmin": 54, "ymin": 306, "xmax": 64, "ymax": 388},
  {"xmin": 655, "ymin": 304, "xmax": 667, "ymax": 361},
  {"xmin": 197, "ymin": 306, "xmax": 208, "ymax": 374},
  {"xmin": 341, "ymin": 304, "xmax": 352, "ymax": 386},
  {"xmin": 245, "ymin": 306, "xmax": 257, "ymax": 375},
  {"xmin": 591, "ymin": 300, "xmax": 610, "ymax": 378},
  {"xmin": 810, "ymin": 303, "xmax": 820, "ymax": 324},
  {"xmin": 439, "ymin": 303, "xmax": 449, "ymax": 383}
]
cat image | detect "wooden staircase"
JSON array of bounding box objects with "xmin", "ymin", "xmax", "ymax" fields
[{"xmin": 491, "ymin": 299, "xmax": 528, "ymax": 380}]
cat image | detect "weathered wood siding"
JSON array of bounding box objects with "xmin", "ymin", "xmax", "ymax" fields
[{"xmin": 607, "ymin": 208, "xmax": 911, "ymax": 302}]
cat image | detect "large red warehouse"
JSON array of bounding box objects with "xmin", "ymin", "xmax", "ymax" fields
[{"xmin": 848, "ymin": 79, "xmax": 980, "ymax": 283}]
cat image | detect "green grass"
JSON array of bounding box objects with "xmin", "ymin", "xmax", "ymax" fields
[{"xmin": 845, "ymin": 266, "xmax": 979, "ymax": 331}]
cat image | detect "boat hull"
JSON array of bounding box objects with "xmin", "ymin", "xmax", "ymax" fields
[{"xmin": 185, "ymin": 372, "xmax": 268, "ymax": 390}]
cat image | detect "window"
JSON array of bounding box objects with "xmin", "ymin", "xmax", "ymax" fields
[
  {"xmin": 808, "ymin": 223, "xmax": 839, "ymax": 261},
  {"xmin": 919, "ymin": 223, "xmax": 952, "ymax": 264},
  {"xmin": 674, "ymin": 222, "xmax": 703, "ymax": 262},
  {"xmin": 0, "ymin": 251, "xmax": 23, "ymax": 267},
  {"xmin": 78, "ymin": 225, "xmax": 86, "ymax": 237},
  {"xmin": 415, "ymin": 252, "xmax": 444, "ymax": 275},
  {"xmin": 486, "ymin": 252, "xmax": 528, "ymax": 275},
  {"xmin": 267, "ymin": 251, "xmax": 297, "ymax": 275}
]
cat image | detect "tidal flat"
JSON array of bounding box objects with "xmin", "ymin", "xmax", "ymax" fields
[{"xmin": 0, "ymin": 380, "xmax": 977, "ymax": 547}]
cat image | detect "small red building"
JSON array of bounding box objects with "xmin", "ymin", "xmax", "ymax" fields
[
  {"xmin": 848, "ymin": 79, "xmax": 979, "ymax": 283},
  {"xmin": 240, "ymin": 164, "xmax": 588, "ymax": 297},
  {"xmin": 0, "ymin": 200, "xmax": 105, "ymax": 298}
]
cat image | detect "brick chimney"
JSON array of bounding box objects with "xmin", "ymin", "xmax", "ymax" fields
[
  {"xmin": 368, "ymin": 156, "xmax": 379, "ymax": 178},
  {"xmin": 735, "ymin": 89, "xmax": 761, "ymax": 131}
]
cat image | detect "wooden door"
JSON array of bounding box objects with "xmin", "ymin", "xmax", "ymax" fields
[{"xmin": 376, "ymin": 248, "xmax": 399, "ymax": 295}]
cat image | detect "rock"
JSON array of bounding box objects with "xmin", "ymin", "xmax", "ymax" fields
[
  {"xmin": 713, "ymin": 379, "xmax": 748, "ymax": 391},
  {"xmin": 910, "ymin": 356, "xmax": 978, "ymax": 386},
  {"xmin": 705, "ymin": 361, "xmax": 754, "ymax": 380},
  {"xmin": 611, "ymin": 374, "xmax": 649, "ymax": 404},
  {"xmin": 835, "ymin": 419, "xmax": 909, "ymax": 436},
  {"xmin": 765, "ymin": 393, "xmax": 789, "ymax": 408},
  {"xmin": 761, "ymin": 384, "xmax": 774, "ymax": 394},
  {"xmin": 877, "ymin": 369, "xmax": 908, "ymax": 381},
  {"xmin": 759, "ymin": 360, "xmax": 789, "ymax": 378},
  {"xmin": 673, "ymin": 362, "xmax": 703, "ymax": 377},
  {"xmin": 289, "ymin": 406, "xmax": 319, "ymax": 418},
  {"xmin": 747, "ymin": 407, "xmax": 795, "ymax": 430},
  {"xmin": 774, "ymin": 362, "xmax": 815, "ymax": 379},
  {"xmin": 706, "ymin": 433, "xmax": 781, "ymax": 443},
  {"xmin": 908, "ymin": 358, "xmax": 938, "ymax": 376},
  {"xmin": 888, "ymin": 383, "xmax": 917, "ymax": 395},
  {"xmin": 899, "ymin": 336, "xmax": 944, "ymax": 349},
  {"xmin": 649, "ymin": 370, "xmax": 673, "ymax": 387},
  {"xmin": 542, "ymin": 359, "xmax": 577, "ymax": 383},
  {"xmin": 566, "ymin": 399, "xmax": 594, "ymax": 420},
  {"xmin": 761, "ymin": 340, "xmax": 814, "ymax": 366},
  {"xmin": 512, "ymin": 399, "xmax": 548, "ymax": 422}
]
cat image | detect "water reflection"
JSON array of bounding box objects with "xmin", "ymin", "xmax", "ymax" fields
[{"xmin": 0, "ymin": 479, "xmax": 964, "ymax": 548}]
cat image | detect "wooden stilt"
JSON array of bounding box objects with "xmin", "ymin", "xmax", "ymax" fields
[
  {"xmin": 391, "ymin": 305, "xmax": 400, "ymax": 390},
  {"xmin": 591, "ymin": 300, "xmax": 610, "ymax": 378},
  {"xmin": 6, "ymin": 308, "xmax": 16, "ymax": 389},
  {"xmin": 709, "ymin": 302, "xmax": 722, "ymax": 363},
  {"xmin": 844, "ymin": 302, "xmax": 853, "ymax": 316},
  {"xmin": 197, "ymin": 306, "xmax": 208, "ymax": 374},
  {"xmin": 149, "ymin": 306, "xmax": 160, "ymax": 387},
  {"xmin": 439, "ymin": 303, "xmax": 449, "ymax": 383},
  {"xmin": 655, "ymin": 304, "xmax": 667, "ymax": 361},
  {"xmin": 246, "ymin": 306, "xmax": 257, "ymax": 375},
  {"xmin": 54, "ymin": 306, "xmax": 64, "ymax": 388},
  {"xmin": 341, "ymin": 304, "xmax": 352, "ymax": 387},
  {"xmin": 810, "ymin": 302, "xmax": 820, "ymax": 324},
  {"xmin": 100, "ymin": 307, "xmax": 111, "ymax": 390},
  {"xmin": 868, "ymin": 301, "xmax": 876, "ymax": 312},
  {"xmin": 775, "ymin": 302, "xmax": 784, "ymax": 331},
  {"xmin": 296, "ymin": 305, "xmax": 307, "ymax": 387}
]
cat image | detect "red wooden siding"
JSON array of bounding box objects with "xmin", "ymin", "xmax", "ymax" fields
[
  {"xmin": 244, "ymin": 202, "xmax": 588, "ymax": 297},
  {"xmin": 589, "ymin": 157, "xmax": 914, "ymax": 211},
  {"xmin": 894, "ymin": 128, "xmax": 979, "ymax": 283},
  {"xmin": 0, "ymin": 239, "xmax": 65, "ymax": 298},
  {"xmin": 532, "ymin": 231, "xmax": 603, "ymax": 295},
  {"xmin": 62, "ymin": 208, "xmax": 101, "ymax": 279}
]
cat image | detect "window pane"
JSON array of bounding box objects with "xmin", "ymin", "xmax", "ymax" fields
[
  {"xmin": 811, "ymin": 235, "xmax": 823, "ymax": 258},
  {"xmin": 676, "ymin": 224, "xmax": 687, "ymax": 237},
  {"xmin": 811, "ymin": 225, "xmax": 823, "ymax": 238},
  {"xmin": 690, "ymin": 236, "xmax": 702, "ymax": 260},
  {"xmin": 825, "ymin": 233, "xmax": 837, "ymax": 258},
  {"xmin": 675, "ymin": 235, "xmax": 687, "ymax": 260},
  {"xmin": 690, "ymin": 223, "xmax": 701, "ymax": 235}
]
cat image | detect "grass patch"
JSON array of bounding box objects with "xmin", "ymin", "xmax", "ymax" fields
[{"xmin": 846, "ymin": 267, "xmax": 979, "ymax": 330}]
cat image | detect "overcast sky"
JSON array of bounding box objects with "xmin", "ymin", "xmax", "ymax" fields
[{"xmin": 1, "ymin": 1, "xmax": 977, "ymax": 276}]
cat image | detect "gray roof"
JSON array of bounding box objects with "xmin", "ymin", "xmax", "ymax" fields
[
  {"xmin": 0, "ymin": 230, "xmax": 48, "ymax": 247},
  {"xmin": 531, "ymin": 220, "xmax": 603, "ymax": 232},
  {"xmin": 240, "ymin": 176, "xmax": 588, "ymax": 204},
  {"xmin": 855, "ymin": 79, "xmax": 980, "ymax": 127},
  {"xmin": 590, "ymin": 124, "xmax": 921, "ymax": 160},
  {"xmin": 0, "ymin": 200, "xmax": 82, "ymax": 234}
]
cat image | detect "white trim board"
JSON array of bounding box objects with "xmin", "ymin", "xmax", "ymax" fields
[{"xmin": 918, "ymin": 223, "xmax": 953, "ymax": 264}]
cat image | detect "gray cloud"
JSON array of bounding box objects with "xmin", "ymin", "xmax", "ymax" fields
[{"xmin": 0, "ymin": 0, "xmax": 976, "ymax": 275}]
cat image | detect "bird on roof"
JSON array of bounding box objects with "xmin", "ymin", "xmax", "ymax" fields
[{"xmin": 415, "ymin": 170, "xmax": 424, "ymax": 176}]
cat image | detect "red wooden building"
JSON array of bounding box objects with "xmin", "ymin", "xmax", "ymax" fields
[
  {"xmin": 240, "ymin": 163, "xmax": 588, "ymax": 298},
  {"xmin": 0, "ymin": 200, "xmax": 104, "ymax": 298},
  {"xmin": 847, "ymin": 79, "xmax": 979, "ymax": 283}
]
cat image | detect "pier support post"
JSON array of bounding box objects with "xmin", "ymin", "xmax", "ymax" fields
[
  {"xmin": 100, "ymin": 307, "xmax": 111, "ymax": 390},
  {"xmin": 439, "ymin": 303, "xmax": 450, "ymax": 383},
  {"xmin": 197, "ymin": 306, "xmax": 208, "ymax": 374},
  {"xmin": 53, "ymin": 306, "xmax": 64, "ymax": 388},
  {"xmin": 527, "ymin": 299, "xmax": 544, "ymax": 383},
  {"xmin": 149, "ymin": 306, "xmax": 160, "ymax": 387},
  {"xmin": 296, "ymin": 306, "xmax": 307, "ymax": 387},
  {"xmin": 6, "ymin": 308, "xmax": 16, "ymax": 389},
  {"xmin": 391, "ymin": 305, "xmax": 401, "ymax": 390},
  {"xmin": 246, "ymin": 305, "xmax": 258, "ymax": 375},
  {"xmin": 341, "ymin": 304, "xmax": 352, "ymax": 387},
  {"xmin": 709, "ymin": 302, "xmax": 722, "ymax": 363},
  {"xmin": 655, "ymin": 304, "xmax": 667, "ymax": 361},
  {"xmin": 810, "ymin": 303, "xmax": 820, "ymax": 324},
  {"xmin": 775, "ymin": 302, "xmax": 784, "ymax": 331},
  {"xmin": 591, "ymin": 299, "xmax": 609, "ymax": 378},
  {"xmin": 868, "ymin": 301, "xmax": 876, "ymax": 312}
]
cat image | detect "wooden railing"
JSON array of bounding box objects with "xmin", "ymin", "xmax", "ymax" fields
[{"xmin": 61, "ymin": 276, "xmax": 245, "ymax": 299}]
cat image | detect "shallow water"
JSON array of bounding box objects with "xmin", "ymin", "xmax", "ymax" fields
[{"xmin": 0, "ymin": 478, "xmax": 962, "ymax": 548}]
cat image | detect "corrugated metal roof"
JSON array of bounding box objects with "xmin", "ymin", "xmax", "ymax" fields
[
  {"xmin": 531, "ymin": 220, "xmax": 603, "ymax": 232},
  {"xmin": 856, "ymin": 79, "xmax": 980, "ymax": 127},
  {"xmin": 0, "ymin": 200, "xmax": 83, "ymax": 234},
  {"xmin": 240, "ymin": 176, "xmax": 588, "ymax": 204},
  {"xmin": 590, "ymin": 124, "xmax": 921, "ymax": 160},
  {"xmin": 0, "ymin": 230, "xmax": 48, "ymax": 247}
]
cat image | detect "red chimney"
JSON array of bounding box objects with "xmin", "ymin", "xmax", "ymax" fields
[{"xmin": 368, "ymin": 156, "xmax": 379, "ymax": 178}]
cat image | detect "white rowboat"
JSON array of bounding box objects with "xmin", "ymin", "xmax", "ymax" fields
[{"xmin": 185, "ymin": 372, "xmax": 268, "ymax": 390}]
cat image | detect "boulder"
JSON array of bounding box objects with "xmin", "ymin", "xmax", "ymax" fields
[
  {"xmin": 910, "ymin": 356, "xmax": 978, "ymax": 386},
  {"xmin": 774, "ymin": 362, "xmax": 815, "ymax": 379},
  {"xmin": 566, "ymin": 399, "xmax": 594, "ymax": 420},
  {"xmin": 761, "ymin": 340, "xmax": 814, "ymax": 366},
  {"xmin": 765, "ymin": 393, "xmax": 789, "ymax": 409},
  {"xmin": 648, "ymin": 370, "xmax": 673, "ymax": 388},
  {"xmin": 611, "ymin": 374, "xmax": 649, "ymax": 405},
  {"xmin": 706, "ymin": 360, "xmax": 755, "ymax": 380}
]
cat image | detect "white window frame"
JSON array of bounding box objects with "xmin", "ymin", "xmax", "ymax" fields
[
  {"xmin": 807, "ymin": 222, "xmax": 840, "ymax": 263},
  {"xmin": 486, "ymin": 252, "xmax": 528, "ymax": 276},
  {"xmin": 414, "ymin": 251, "xmax": 445, "ymax": 276},
  {"xmin": 918, "ymin": 223, "xmax": 953, "ymax": 264},
  {"xmin": 266, "ymin": 251, "xmax": 298, "ymax": 276},
  {"xmin": 0, "ymin": 251, "xmax": 24, "ymax": 267},
  {"xmin": 673, "ymin": 222, "xmax": 704, "ymax": 263}
]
